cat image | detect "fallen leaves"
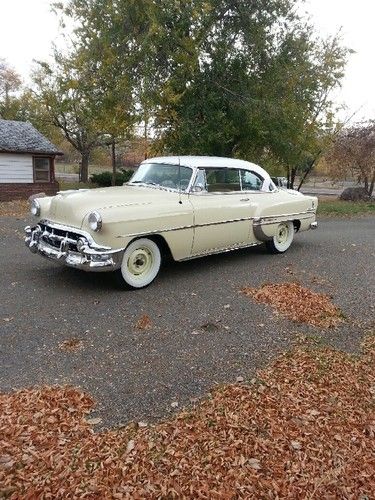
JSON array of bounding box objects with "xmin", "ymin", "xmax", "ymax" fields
[
  {"xmin": 242, "ymin": 282, "xmax": 343, "ymax": 328},
  {"xmin": 135, "ymin": 314, "xmax": 153, "ymax": 330},
  {"xmin": 59, "ymin": 338, "xmax": 84, "ymax": 352},
  {"xmin": 1, "ymin": 336, "xmax": 374, "ymax": 498},
  {"xmin": 0, "ymin": 199, "xmax": 29, "ymax": 218}
]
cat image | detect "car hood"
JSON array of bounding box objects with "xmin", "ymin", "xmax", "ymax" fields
[{"xmin": 47, "ymin": 185, "xmax": 166, "ymax": 227}]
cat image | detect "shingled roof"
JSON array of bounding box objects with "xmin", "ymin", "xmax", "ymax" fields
[{"xmin": 0, "ymin": 119, "xmax": 63, "ymax": 155}]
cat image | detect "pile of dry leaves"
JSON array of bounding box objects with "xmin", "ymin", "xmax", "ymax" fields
[
  {"xmin": 242, "ymin": 282, "xmax": 343, "ymax": 328},
  {"xmin": 1, "ymin": 336, "xmax": 374, "ymax": 498},
  {"xmin": 0, "ymin": 199, "xmax": 29, "ymax": 218}
]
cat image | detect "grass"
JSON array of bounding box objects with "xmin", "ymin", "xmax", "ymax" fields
[
  {"xmin": 318, "ymin": 199, "xmax": 375, "ymax": 216},
  {"xmin": 58, "ymin": 181, "xmax": 97, "ymax": 191},
  {"xmin": 55, "ymin": 163, "xmax": 109, "ymax": 175}
]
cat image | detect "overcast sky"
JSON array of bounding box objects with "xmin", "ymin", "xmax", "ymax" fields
[{"xmin": 1, "ymin": 0, "xmax": 374, "ymax": 121}]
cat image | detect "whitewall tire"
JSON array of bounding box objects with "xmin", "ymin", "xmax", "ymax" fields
[
  {"xmin": 115, "ymin": 238, "xmax": 161, "ymax": 289},
  {"xmin": 265, "ymin": 221, "xmax": 294, "ymax": 254}
]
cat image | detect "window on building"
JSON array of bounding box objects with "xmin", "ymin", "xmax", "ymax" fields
[{"xmin": 34, "ymin": 157, "xmax": 51, "ymax": 182}]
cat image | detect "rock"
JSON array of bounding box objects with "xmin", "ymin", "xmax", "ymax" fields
[
  {"xmin": 171, "ymin": 401, "xmax": 179, "ymax": 408},
  {"xmin": 339, "ymin": 187, "xmax": 371, "ymax": 201},
  {"xmin": 236, "ymin": 376, "xmax": 244, "ymax": 383}
]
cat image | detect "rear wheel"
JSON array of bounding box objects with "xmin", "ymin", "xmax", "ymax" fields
[
  {"xmin": 114, "ymin": 238, "xmax": 161, "ymax": 290},
  {"xmin": 265, "ymin": 221, "xmax": 294, "ymax": 254}
]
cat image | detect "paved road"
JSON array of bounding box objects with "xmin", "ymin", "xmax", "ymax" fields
[{"xmin": 1, "ymin": 216, "xmax": 374, "ymax": 428}]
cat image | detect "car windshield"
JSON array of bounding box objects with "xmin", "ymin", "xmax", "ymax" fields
[{"xmin": 129, "ymin": 163, "xmax": 193, "ymax": 191}]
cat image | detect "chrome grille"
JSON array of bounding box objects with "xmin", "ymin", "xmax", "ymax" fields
[{"xmin": 39, "ymin": 222, "xmax": 81, "ymax": 252}]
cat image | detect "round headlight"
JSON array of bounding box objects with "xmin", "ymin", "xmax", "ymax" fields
[
  {"xmin": 30, "ymin": 199, "xmax": 40, "ymax": 216},
  {"xmin": 88, "ymin": 211, "xmax": 102, "ymax": 232}
]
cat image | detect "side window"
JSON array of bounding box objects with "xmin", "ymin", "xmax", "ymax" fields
[
  {"xmin": 205, "ymin": 168, "xmax": 241, "ymax": 192},
  {"xmin": 240, "ymin": 170, "xmax": 263, "ymax": 191}
]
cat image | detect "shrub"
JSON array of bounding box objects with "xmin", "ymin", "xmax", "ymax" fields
[
  {"xmin": 339, "ymin": 187, "xmax": 371, "ymax": 201},
  {"xmin": 90, "ymin": 169, "xmax": 134, "ymax": 187}
]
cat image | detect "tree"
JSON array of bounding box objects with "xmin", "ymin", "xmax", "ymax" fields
[
  {"xmin": 0, "ymin": 59, "xmax": 22, "ymax": 119},
  {"xmin": 50, "ymin": 1, "xmax": 146, "ymax": 183},
  {"xmin": 325, "ymin": 122, "xmax": 375, "ymax": 196},
  {"xmin": 150, "ymin": 2, "xmax": 349, "ymax": 189},
  {"xmin": 53, "ymin": 0, "xmax": 348, "ymax": 187},
  {"xmin": 32, "ymin": 52, "xmax": 108, "ymax": 182}
]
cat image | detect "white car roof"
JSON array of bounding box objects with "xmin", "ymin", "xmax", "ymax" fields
[{"xmin": 143, "ymin": 156, "xmax": 271, "ymax": 181}]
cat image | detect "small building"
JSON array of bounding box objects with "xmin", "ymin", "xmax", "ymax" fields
[{"xmin": 0, "ymin": 119, "xmax": 63, "ymax": 201}]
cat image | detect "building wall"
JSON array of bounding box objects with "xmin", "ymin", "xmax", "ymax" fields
[
  {"xmin": 0, "ymin": 153, "xmax": 33, "ymax": 183},
  {"xmin": 0, "ymin": 182, "xmax": 60, "ymax": 201}
]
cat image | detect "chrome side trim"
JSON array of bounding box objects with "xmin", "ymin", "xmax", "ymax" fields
[
  {"xmin": 117, "ymin": 210, "xmax": 313, "ymax": 239},
  {"xmin": 178, "ymin": 241, "xmax": 261, "ymax": 261},
  {"xmin": 256, "ymin": 211, "xmax": 314, "ymax": 221},
  {"xmin": 254, "ymin": 213, "xmax": 314, "ymax": 226},
  {"xmin": 119, "ymin": 216, "xmax": 254, "ymax": 239}
]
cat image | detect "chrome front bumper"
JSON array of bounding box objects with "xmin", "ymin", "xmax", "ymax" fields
[{"xmin": 25, "ymin": 221, "xmax": 124, "ymax": 272}]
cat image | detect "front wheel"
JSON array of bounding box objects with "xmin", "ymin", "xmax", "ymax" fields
[
  {"xmin": 114, "ymin": 238, "xmax": 161, "ymax": 290},
  {"xmin": 265, "ymin": 221, "xmax": 294, "ymax": 254}
]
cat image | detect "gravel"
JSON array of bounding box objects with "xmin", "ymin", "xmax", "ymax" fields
[{"xmin": 0, "ymin": 215, "xmax": 374, "ymax": 428}]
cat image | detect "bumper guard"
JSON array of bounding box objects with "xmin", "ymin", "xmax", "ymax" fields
[{"xmin": 25, "ymin": 223, "xmax": 124, "ymax": 272}]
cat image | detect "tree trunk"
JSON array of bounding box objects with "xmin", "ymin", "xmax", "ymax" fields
[
  {"xmin": 369, "ymin": 171, "xmax": 375, "ymax": 196},
  {"xmin": 290, "ymin": 167, "xmax": 297, "ymax": 189},
  {"xmin": 80, "ymin": 152, "xmax": 90, "ymax": 183},
  {"xmin": 111, "ymin": 140, "xmax": 116, "ymax": 186},
  {"xmin": 144, "ymin": 113, "xmax": 148, "ymax": 160},
  {"xmin": 297, "ymin": 155, "xmax": 320, "ymax": 191}
]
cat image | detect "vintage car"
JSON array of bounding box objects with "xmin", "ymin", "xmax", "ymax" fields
[{"xmin": 25, "ymin": 156, "xmax": 318, "ymax": 289}]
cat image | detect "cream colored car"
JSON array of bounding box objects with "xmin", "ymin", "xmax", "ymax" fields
[{"xmin": 25, "ymin": 156, "xmax": 318, "ymax": 289}]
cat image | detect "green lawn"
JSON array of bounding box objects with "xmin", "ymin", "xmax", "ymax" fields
[
  {"xmin": 56, "ymin": 163, "xmax": 108, "ymax": 175},
  {"xmin": 58, "ymin": 181, "xmax": 98, "ymax": 191},
  {"xmin": 318, "ymin": 199, "xmax": 375, "ymax": 216}
]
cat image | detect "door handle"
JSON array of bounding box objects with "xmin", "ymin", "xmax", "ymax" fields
[{"xmin": 240, "ymin": 198, "xmax": 250, "ymax": 202}]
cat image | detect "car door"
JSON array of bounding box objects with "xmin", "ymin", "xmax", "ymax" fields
[{"xmin": 189, "ymin": 167, "xmax": 256, "ymax": 255}]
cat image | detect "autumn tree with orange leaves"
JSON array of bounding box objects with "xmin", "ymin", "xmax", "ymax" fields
[{"xmin": 326, "ymin": 122, "xmax": 375, "ymax": 196}]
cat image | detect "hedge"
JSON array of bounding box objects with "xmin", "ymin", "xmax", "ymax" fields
[{"xmin": 90, "ymin": 170, "xmax": 134, "ymax": 187}]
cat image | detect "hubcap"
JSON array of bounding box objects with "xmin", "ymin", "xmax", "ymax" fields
[
  {"xmin": 276, "ymin": 224, "xmax": 289, "ymax": 245},
  {"xmin": 127, "ymin": 247, "xmax": 153, "ymax": 276}
]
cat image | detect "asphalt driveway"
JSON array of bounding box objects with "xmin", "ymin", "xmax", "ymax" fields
[{"xmin": 1, "ymin": 215, "xmax": 374, "ymax": 428}]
